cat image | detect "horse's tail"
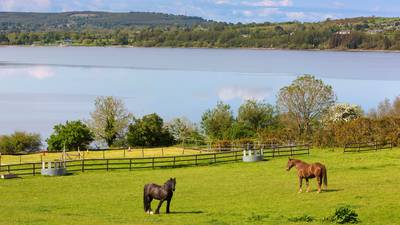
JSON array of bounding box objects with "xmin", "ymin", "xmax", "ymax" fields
[
  {"xmin": 323, "ymin": 166, "xmax": 328, "ymax": 190},
  {"xmin": 143, "ymin": 185, "xmax": 148, "ymax": 212}
]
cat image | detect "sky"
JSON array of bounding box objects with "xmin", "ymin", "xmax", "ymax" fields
[{"xmin": 0, "ymin": 0, "xmax": 399, "ymax": 23}]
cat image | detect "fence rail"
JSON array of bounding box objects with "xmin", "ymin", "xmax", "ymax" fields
[
  {"xmin": 0, "ymin": 144, "xmax": 310, "ymax": 176},
  {"xmin": 344, "ymin": 142, "xmax": 393, "ymax": 153}
]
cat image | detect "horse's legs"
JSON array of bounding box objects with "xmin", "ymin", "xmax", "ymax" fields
[
  {"xmin": 155, "ymin": 200, "xmax": 164, "ymax": 214},
  {"xmin": 146, "ymin": 196, "xmax": 153, "ymax": 213},
  {"xmin": 306, "ymin": 178, "xmax": 310, "ymax": 192},
  {"xmin": 298, "ymin": 177, "xmax": 303, "ymax": 193},
  {"xmin": 166, "ymin": 199, "xmax": 171, "ymax": 213},
  {"xmin": 317, "ymin": 176, "xmax": 322, "ymax": 193}
]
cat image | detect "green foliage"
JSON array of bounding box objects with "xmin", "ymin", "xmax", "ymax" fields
[
  {"xmin": 46, "ymin": 120, "xmax": 94, "ymax": 152},
  {"xmin": 237, "ymin": 100, "xmax": 277, "ymax": 131},
  {"xmin": 127, "ymin": 113, "xmax": 174, "ymax": 147},
  {"xmin": 2, "ymin": 13, "xmax": 400, "ymax": 50},
  {"xmin": 0, "ymin": 132, "xmax": 41, "ymax": 154},
  {"xmin": 327, "ymin": 206, "xmax": 359, "ymax": 224},
  {"xmin": 201, "ymin": 102, "xmax": 234, "ymax": 140}
]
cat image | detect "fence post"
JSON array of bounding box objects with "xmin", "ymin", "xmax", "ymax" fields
[
  {"xmin": 8, "ymin": 165, "xmax": 10, "ymax": 173},
  {"xmin": 152, "ymin": 158, "xmax": 155, "ymax": 169},
  {"xmin": 81, "ymin": 159, "xmax": 84, "ymax": 172},
  {"xmin": 173, "ymin": 157, "xmax": 176, "ymax": 168},
  {"xmin": 33, "ymin": 163, "xmax": 35, "ymax": 176},
  {"xmin": 290, "ymin": 145, "xmax": 293, "ymax": 157},
  {"xmin": 103, "ymin": 150, "xmax": 105, "ymax": 159},
  {"xmin": 129, "ymin": 159, "xmax": 132, "ymax": 171},
  {"xmin": 307, "ymin": 144, "xmax": 310, "ymax": 155},
  {"xmin": 106, "ymin": 159, "xmax": 109, "ymax": 171}
]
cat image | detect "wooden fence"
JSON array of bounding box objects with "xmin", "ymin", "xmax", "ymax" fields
[
  {"xmin": 344, "ymin": 142, "xmax": 393, "ymax": 153},
  {"xmin": 0, "ymin": 145, "xmax": 310, "ymax": 177}
]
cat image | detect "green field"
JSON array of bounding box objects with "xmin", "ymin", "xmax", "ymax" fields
[{"xmin": 1, "ymin": 149, "xmax": 399, "ymax": 225}]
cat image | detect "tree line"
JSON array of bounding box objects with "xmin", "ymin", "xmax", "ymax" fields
[
  {"xmin": 1, "ymin": 75, "xmax": 399, "ymax": 154},
  {"xmin": 1, "ymin": 17, "xmax": 400, "ymax": 50}
]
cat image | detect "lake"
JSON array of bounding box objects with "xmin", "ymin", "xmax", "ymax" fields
[{"xmin": 0, "ymin": 46, "xmax": 400, "ymax": 138}]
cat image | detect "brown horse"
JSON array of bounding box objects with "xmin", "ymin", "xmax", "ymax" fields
[
  {"xmin": 286, "ymin": 158, "xmax": 327, "ymax": 193},
  {"xmin": 143, "ymin": 178, "xmax": 176, "ymax": 214}
]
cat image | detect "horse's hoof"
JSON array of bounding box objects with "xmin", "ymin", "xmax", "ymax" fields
[{"xmin": 149, "ymin": 211, "xmax": 154, "ymax": 215}]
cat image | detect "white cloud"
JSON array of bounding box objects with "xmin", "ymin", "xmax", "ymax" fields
[
  {"xmin": 241, "ymin": 0, "xmax": 292, "ymax": 7},
  {"xmin": 0, "ymin": 0, "xmax": 51, "ymax": 11},
  {"xmin": 286, "ymin": 12, "xmax": 306, "ymax": 20},
  {"xmin": 333, "ymin": 1, "xmax": 345, "ymax": 8},
  {"xmin": 0, "ymin": 66, "xmax": 55, "ymax": 80},
  {"xmin": 218, "ymin": 86, "xmax": 271, "ymax": 101},
  {"xmin": 215, "ymin": 0, "xmax": 231, "ymax": 5}
]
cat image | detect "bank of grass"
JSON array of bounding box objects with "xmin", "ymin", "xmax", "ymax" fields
[
  {"xmin": 1, "ymin": 149, "xmax": 399, "ymax": 225},
  {"xmin": 0, "ymin": 147, "xmax": 201, "ymax": 165}
]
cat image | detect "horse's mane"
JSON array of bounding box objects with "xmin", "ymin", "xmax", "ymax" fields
[{"xmin": 291, "ymin": 159, "xmax": 309, "ymax": 165}]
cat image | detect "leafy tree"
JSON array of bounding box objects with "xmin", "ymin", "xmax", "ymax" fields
[
  {"xmin": 166, "ymin": 117, "xmax": 202, "ymax": 143},
  {"xmin": 0, "ymin": 132, "xmax": 42, "ymax": 154},
  {"xmin": 201, "ymin": 102, "xmax": 234, "ymax": 140},
  {"xmin": 237, "ymin": 100, "xmax": 277, "ymax": 131},
  {"xmin": 47, "ymin": 121, "xmax": 94, "ymax": 151},
  {"xmin": 88, "ymin": 96, "xmax": 132, "ymax": 147},
  {"xmin": 277, "ymin": 75, "xmax": 336, "ymax": 136},
  {"xmin": 127, "ymin": 113, "xmax": 174, "ymax": 147}
]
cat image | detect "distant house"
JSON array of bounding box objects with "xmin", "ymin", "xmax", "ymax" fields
[
  {"xmin": 63, "ymin": 38, "xmax": 73, "ymax": 44},
  {"xmin": 367, "ymin": 29, "xmax": 383, "ymax": 34},
  {"xmin": 336, "ymin": 30, "xmax": 351, "ymax": 35}
]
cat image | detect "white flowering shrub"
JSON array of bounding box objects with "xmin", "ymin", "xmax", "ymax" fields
[{"xmin": 329, "ymin": 103, "xmax": 363, "ymax": 122}]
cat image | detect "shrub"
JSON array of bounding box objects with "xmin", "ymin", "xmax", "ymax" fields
[{"xmin": 328, "ymin": 206, "xmax": 359, "ymax": 224}]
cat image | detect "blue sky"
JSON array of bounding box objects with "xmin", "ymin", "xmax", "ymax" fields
[{"xmin": 0, "ymin": 0, "xmax": 399, "ymax": 22}]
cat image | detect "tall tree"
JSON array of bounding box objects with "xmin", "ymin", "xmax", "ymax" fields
[
  {"xmin": 47, "ymin": 120, "xmax": 94, "ymax": 151},
  {"xmin": 127, "ymin": 113, "xmax": 174, "ymax": 147},
  {"xmin": 237, "ymin": 100, "xmax": 277, "ymax": 131},
  {"xmin": 88, "ymin": 96, "xmax": 132, "ymax": 147},
  {"xmin": 277, "ymin": 75, "xmax": 336, "ymax": 136},
  {"xmin": 201, "ymin": 102, "xmax": 234, "ymax": 140}
]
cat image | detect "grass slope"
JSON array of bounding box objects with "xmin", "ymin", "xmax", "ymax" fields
[{"xmin": 1, "ymin": 149, "xmax": 399, "ymax": 225}]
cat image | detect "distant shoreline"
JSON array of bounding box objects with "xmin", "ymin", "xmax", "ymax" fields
[{"xmin": 2, "ymin": 44, "xmax": 400, "ymax": 54}]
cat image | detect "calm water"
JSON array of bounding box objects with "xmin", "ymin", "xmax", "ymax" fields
[{"xmin": 0, "ymin": 47, "xmax": 400, "ymax": 138}]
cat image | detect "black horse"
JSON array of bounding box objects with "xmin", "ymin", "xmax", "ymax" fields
[{"xmin": 143, "ymin": 178, "xmax": 176, "ymax": 214}]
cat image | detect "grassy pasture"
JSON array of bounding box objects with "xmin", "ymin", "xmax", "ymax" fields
[
  {"xmin": 0, "ymin": 147, "xmax": 201, "ymax": 165},
  {"xmin": 1, "ymin": 149, "xmax": 399, "ymax": 225}
]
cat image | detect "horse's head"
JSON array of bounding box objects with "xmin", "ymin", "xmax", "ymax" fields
[
  {"xmin": 286, "ymin": 158, "xmax": 295, "ymax": 171},
  {"xmin": 168, "ymin": 177, "xmax": 176, "ymax": 191}
]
